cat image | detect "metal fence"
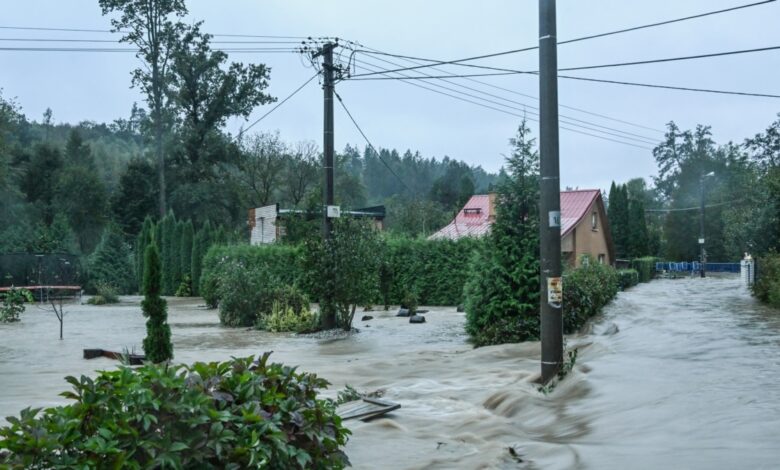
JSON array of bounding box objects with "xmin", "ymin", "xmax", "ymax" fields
[
  {"xmin": 655, "ymin": 261, "xmax": 740, "ymax": 274},
  {"xmin": 0, "ymin": 253, "xmax": 82, "ymax": 288}
]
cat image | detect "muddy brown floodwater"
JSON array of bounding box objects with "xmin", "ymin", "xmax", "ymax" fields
[{"xmin": 1, "ymin": 275, "xmax": 779, "ymax": 469}]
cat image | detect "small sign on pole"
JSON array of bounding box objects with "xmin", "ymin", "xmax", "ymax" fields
[
  {"xmin": 547, "ymin": 276, "xmax": 562, "ymax": 308},
  {"xmin": 327, "ymin": 205, "xmax": 341, "ymax": 218},
  {"xmin": 698, "ymin": 238, "xmax": 705, "ymax": 244},
  {"xmin": 549, "ymin": 211, "xmax": 561, "ymax": 228}
]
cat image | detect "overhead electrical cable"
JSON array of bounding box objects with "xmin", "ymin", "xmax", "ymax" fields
[
  {"xmin": 333, "ymin": 90, "xmax": 412, "ymax": 192},
  {"xmin": 354, "ymin": 51, "xmax": 659, "ymax": 143},
  {"xmin": 349, "ymin": 61, "xmax": 655, "ymax": 151},
  {"xmin": 237, "ymin": 73, "xmax": 318, "ymax": 138},
  {"xmin": 348, "ymin": 0, "xmax": 777, "ymax": 77},
  {"xmin": 0, "ymin": 25, "xmax": 309, "ymax": 39},
  {"xmin": 352, "ymin": 43, "xmax": 665, "ymax": 133}
]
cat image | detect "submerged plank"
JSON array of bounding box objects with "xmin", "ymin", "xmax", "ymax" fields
[{"xmin": 338, "ymin": 397, "xmax": 401, "ymax": 421}]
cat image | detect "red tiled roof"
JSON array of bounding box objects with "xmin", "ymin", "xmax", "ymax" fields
[{"xmin": 428, "ymin": 190, "xmax": 602, "ymax": 240}]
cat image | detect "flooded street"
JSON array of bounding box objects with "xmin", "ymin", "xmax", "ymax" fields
[{"xmin": 1, "ymin": 276, "xmax": 779, "ymax": 468}]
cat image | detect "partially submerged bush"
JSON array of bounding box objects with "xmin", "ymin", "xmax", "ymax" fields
[
  {"xmin": 86, "ymin": 281, "xmax": 119, "ymax": 305},
  {"xmin": 0, "ymin": 354, "xmax": 351, "ymax": 468},
  {"xmin": 754, "ymin": 253, "xmax": 780, "ymax": 308},
  {"xmin": 175, "ymin": 274, "xmax": 193, "ymax": 297},
  {"xmin": 400, "ymin": 290, "xmax": 419, "ymax": 315},
  {"xmin": 217, "ymin": 261, "xmax": 280, "ymax": 327},
  {"xmin": 616, "ymin": 269, "xmax": 639, "ymax": 291},
  {"xmin": 0, "ymin": 287, "xmax": 32, "ymax": 323},
  {"xmin": 261, "ymin": 301, "xmax": 318, "ymax": 333},
  {"xmin": 631, "ymin": 256, "xmax": 657, "ymax": 283},
  {"xmin": 563, "ymin": 259, "xmax": 619, "ymax": 333}
]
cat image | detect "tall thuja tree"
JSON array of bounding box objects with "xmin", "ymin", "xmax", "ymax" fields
[
  {"xmin": 178, "ymin": 219, "xmax": 193, "ymax": 292},
  {"xmin": 99, "ymin": 0, "xmax": 188, "ymax": 217},
  {"xmin": 464, "ymin": 121, "xmax": 540, "ymax": 346},
  {"xmin": 160, "ymin": 212, "xmax": 176, "ymax": 295},
  {"xmin": 135, "ymin": 216, "xmax": 155, "ymax": 292},
  {"xmin": 141, "ymin": 243, "xmax": 172, "ymax": 363},
  {"xmin": 172, "ymin": 220, "xmax": 184, "ymax": 289},
  {"xmin": 191, "ymin": 220, "xmax": 212, "ymax": 296},
  {"xmin": 607, "ymin": 183, "xmax": 630, "ymax": 259},
  {"xmin": 626, "ymin": 198, "xmax": 649, "ymax": 258}
]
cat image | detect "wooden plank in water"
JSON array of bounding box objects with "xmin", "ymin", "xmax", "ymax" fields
[{"xmin": 337, "ymin": 397, "xmax": 401, "ymax": 421}]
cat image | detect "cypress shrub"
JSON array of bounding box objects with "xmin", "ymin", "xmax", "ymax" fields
[
  {"xmin": 160, "ymin": 213, "xmax": 176, "ymax": 295},
  {"xmin": 135, "ymin": 217, "xmax": 155, "ymax": 293},
  {"xmin": 180, "ymin": 220, "xmax": 194, "ymax": 281},
  {"xmin": 87, "ymin": 224, "xmax": 135, "ymax": 294},
  {"xmin": 190, "ymin": 229, "xmax": 203, "ymax": 296},
  {"xmin": 142, "ymin": 244, "xmax": 173, "ymax": 363}
]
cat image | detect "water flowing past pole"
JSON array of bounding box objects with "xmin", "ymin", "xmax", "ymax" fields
[{"xmin": 539, "ymin": 0, "xmax": 563, "ymax": 383}]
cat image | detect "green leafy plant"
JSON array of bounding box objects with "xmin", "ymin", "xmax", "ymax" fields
[
  {"xmin": 754, "ymin": 253, "xmax": 780, "ymax": 308},
  {"xmin": 87, "ymin": 281, "xmax": 119, "ymax": 305},
  {"xmin": 400, "ymin": 290, "xmax": 419, "ymax": 315},
  {"xmin": 0, "ymin": 354, "xmax": 350, "ymax": 468},
  {"xmin": 260, "ymin": 301, "xmax": 318, "ymax": 333},
  {"xmin": 562, "ymin": 258, "xmax": 619, "ymax": 334},
  {"xmin": 174, "ymin": 274, "xmax": 193, "ymax": 297},
  {"xmin": 631, "ymin": 257, "xmax": 657, "ymax": 283},
  {"xmin": 216, "ymin": 261, "xmax": 281, "ymax": 327},
  {"xmin": 0, "ymin": 287, "xmax": 32, "ymax": 323},
  {"xmin": 303, "ymin": 218, "xmax": 382, "ymax": 331},
  {"xmin": 616, "ymin": 269, "xmax": 639, "ymax": 291}
]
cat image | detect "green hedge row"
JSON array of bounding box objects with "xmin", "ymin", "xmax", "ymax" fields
[
  {"xmin": 754, "ymin": 254, "xmax": 780, "ymax": 308},
  {"xmin": 200, "ymin": 238, "xmax": 481, "ymax": 308},
  {"xmin": 617, "ymin": 269, "xmax": 639, "ymax": 290},
  {"xmin": 631, "ymin": 256, "xmax": 657, "ymax": 283},
  {"xmin": 563, "ymin": 261, "xmax": 619, "ymax": 334}
]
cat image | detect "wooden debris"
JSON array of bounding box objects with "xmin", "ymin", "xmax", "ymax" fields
[{"xmin": 337, "ymin": 397, "xmax": 401, "ymax": 421}]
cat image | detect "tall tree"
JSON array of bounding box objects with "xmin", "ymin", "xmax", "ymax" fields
[
  {"xmin": 88, "ymin": 223, "xmax": 135, "ymax": 294},
  {"xmin": 168, "ymin": 24, "xmax": 275, "ymax": 180},
  {"xmin": 284, "ymin": 141, "xmax": 319, "ymax": 207},
  {"xmin": 99, "ymin": 0, "xmax": 188, "ymax": 217},
  {"xmin": 111, "ymin": 158, "xmax": 159, "ymax": 237},
  {"xmin": 464, "ymin": 121, "xmax": 540, "ymax": 346},
  {"xmin": 238, "ymin": 132, "xmax": 286, "ymax": 207}
]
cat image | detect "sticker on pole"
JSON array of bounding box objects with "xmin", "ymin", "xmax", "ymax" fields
[
  {"xmin": 327, "ymin": 205, "xmax": 341, "ymax": 218},
  {"xmin": 548, "ymin": 211, "xmax": 561, "ymax": 228},
  {"xmin": 547, "ymin": 276, "xmax": 562, "ymax": 308}
]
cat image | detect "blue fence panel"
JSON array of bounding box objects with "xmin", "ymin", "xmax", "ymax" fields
[{"xmin": 655, "ymin": 261, "xmax": 740, "ymax": 273}]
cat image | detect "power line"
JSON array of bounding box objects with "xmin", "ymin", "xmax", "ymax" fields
[
  {"xmin": 349, "ymin": 60, "xmax": 655, "ymax": 151},
  {"xmin": 353, "ymin": 54, "xmax": 659, "ymax": 144},
  {"xmin": 348, "ymin": 55, "xmax": 780, "ymax": 100},
  {"xmin": 0, "ymin": 25, "xmax": 309, "ymax": 39},
  {"xmin": 646, "ymin": 200, "xmax": 742, "ymax": 212},
  {"xmin": 0, "ymin": 37, "xmax": 305, "ymax": 44},
  {"xmin": 354, "ymin": 44, "xmax": 665, "ymax": 133},
  {"xmin": 0, "ymin": 46, "xmax": 300, "ymax": 53},
  {"xmin": 238, "ymin": 73, "xmax": 319, "ymax": 138},
  {"xmin": 348, "ymin": 0, "xmax": 777, "ymax": 77},
  {"xmin": 333, "ymin": 90, "xmax": 412, "ymax": 191}
]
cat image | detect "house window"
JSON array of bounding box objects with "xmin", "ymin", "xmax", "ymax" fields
[
  {"xmin": 463, "ymin": 208, "xmax": 482, "ymax": 216},
  {"xmin": 598, "ymin": 254, "xmax": 606, "ymax": 265},
  {"xmin": 591, "ymin": 212, "xmax": 598, "ymax": 231}
]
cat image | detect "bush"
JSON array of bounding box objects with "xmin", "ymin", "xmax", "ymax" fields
[
  {"xmin": 754, "ymin": 253, "xmax": 780, "ymax": 308},
  {"xmin": 631, "ymin": 256, "xmax": 657, "ymax": 283},
  {"xmin": 0, "ymin": 354, "xmax": 350, "ymax": 469},
  {"xmin": 88, "ymin": 224, "xmax": 135, "ymax": 294},
  {"xmin": 0, "ymin": 287, "xmax": 32, "ymax": 323},
  {"xmin": 86, "ymin": 281, "xmax": 119, "ymax": 305},
  {"xmin": 217, "ymin": 261, "xmax": 281, "ymax": 327},
  {"xmin": 175, "ymin": 275, "xmax": 193, "ymax": 297},
  {"xmin": 261, "ymin": 302, "xmax": 318, "ymax": 333},
  {"xmin": 200, "ymin": 244, "xmax": 301, "ymax": 309},
  {"xmin": 616, "ymin": 269, "xmax": 639, "ymax": 290},
  {"xmin": 563, "ymin": 260, "xmax": 619, "ymax": 333},
  {"xmin": 400, "ymin": 290, "xmax": 419, "ymax": 315}
]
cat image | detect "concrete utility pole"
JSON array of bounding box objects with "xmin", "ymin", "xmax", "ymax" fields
[
  {"xmin": 539, "ymin": 0, "xmax": 563, "ymax": 383},
  {"xmin": 316, "ymin": 42, "xmax": 337, "ymax": 329}
]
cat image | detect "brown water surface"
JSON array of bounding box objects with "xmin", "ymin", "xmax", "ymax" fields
[{"xmin": 1, "ymin": 276, "xmax": 778, "ymax": 469}]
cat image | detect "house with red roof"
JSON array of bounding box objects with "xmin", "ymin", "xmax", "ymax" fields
[{"xmin": 428, "ymin": 189, "xmax": 614, "ymax": 267}]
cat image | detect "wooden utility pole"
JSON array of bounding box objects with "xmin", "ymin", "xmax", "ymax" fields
[{"xmin": 539, "ymin": 0, "xmax": 563, "ymax": 383}]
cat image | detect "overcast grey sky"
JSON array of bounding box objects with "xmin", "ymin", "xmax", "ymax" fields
[{"xmin": 2, "ymin": 0, "xmax": 779, "ymax": 192}]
